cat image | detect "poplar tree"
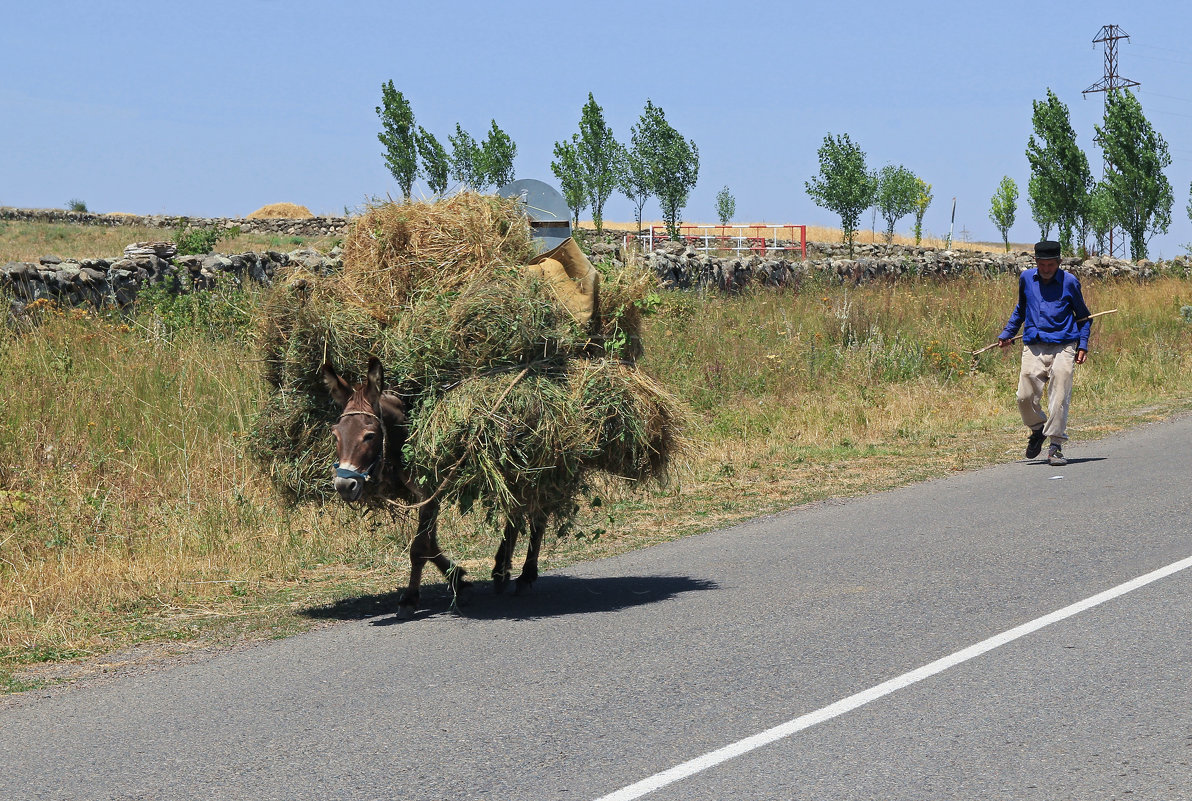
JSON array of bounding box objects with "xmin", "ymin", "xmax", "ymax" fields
[
  {"xmin": 716, "ymin": 186, "xmax": 736, "ymax": 226},
  {"xmin": 376, "ymin": 81, "xmax": 418, "ymax": 199},
  {"xmin": 416, "ymin": 127, "xmax": 450, "ymax": 197},
  {"xmin": 631, "ymin": 100, "xmax": 699, "ymax": 241},
  {"xmin": 805, "ymin": 133, "xmax": 877, "ymax": 256},
  {"xmin": 988, "ymin": 176, "xmax": 1018, "ymax": 252},
  {"xmin": 1028, "ymin": 174, "xmax": 1056, "ymax": 239},
  {"xmin": 875, "ymin": 164, "xmax": 920, "ymax": 244},
  {"xmin": 476, "ymin": 120, "xmax": 517, "ymax": 189},
  {"xmin": 912, "ymin": 179, "xmax": 933, "ymax": 246},
  {"xmin": 551, "ymin": 136, "xmax": 587, "ymax": 226},
  {"xmin": 1086, "ymin": 181, "xmax": 1115, "ymax": 256},
  {"xmin": 448, "ymin": 124, "xmax": 481, "ymax": 190},
  {"xmin": 1095, "ymin": 89, "xmax": 1173, "ymax": 260},
  {"xmin": 1025, "ymin": 89, "xmax": 1092, "ymax": 254},
  {"xmin": 575, "ymin": 93, "xmax": 624, "ymax": 235},
  {"xmin": 618, "ymin": 145, "xmax": 651, "ymax": 232}
]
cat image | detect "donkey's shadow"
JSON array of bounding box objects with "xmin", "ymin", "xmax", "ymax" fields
[{"xmin": 301, "ymin": 574, "xmax": 719, "ymax": 625}]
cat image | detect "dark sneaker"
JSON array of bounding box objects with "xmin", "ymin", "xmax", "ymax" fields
[
  {"xmin": 1025, "ymin": 429, "xmax": 1046, "ymax": 459},
  {"xmin": 1048, "ymin": 444, "xmax": 1067, "ymax": 466}
]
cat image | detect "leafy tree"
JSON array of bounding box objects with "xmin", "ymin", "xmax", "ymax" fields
[
  {"xmin": 875, "ymin": 165, "xmax": 919, "ymax": 244},
  {"xmin": 1025, "ymin": 89, "xmax": 1092, "ymax": 254},
  {"xmin": 805, "ymin": 133, "xmax": 877, "ymax": 256},
  {"xmin": 618, "ymin": 145, "xmax": 651, "ymax": 232},
  {"xmin": 988, "ymin": 176, "xmax": 1018, "ymax": 252},
  {"xmin": 716, "ymin": 186, "xmax": 736, "ymax": 226},
  {"xmin": 1095, "ymin": 89, "xmax": 1173, "ymax": 260},
  {"xmin": 1086, "ymin": 181, "xmax": 1116, "ymax": 256},
  {"xmin": 476, "ymin": 119, "xmax": 517, "ymax": 190},
  {"xmin": 631, "ymin": 100, "xmax": 699, "ymax": 241},
  {"xmin": 574, "ymin": 94, "xmax": 624, "ymax": 235},
  {"xmin": 376, "ymin": 81, "xmax": 418, "ymax": 199},
  {"xmin": 448, "ymin": 124, "xmax": 482, "ymax": 191},
  {"xmin": 551, "ymin": 136, "xmax": 587, "ymax": 226},
  {"xmin": 912, "ymin": 179, "xmax": 932, "ymax": 246},
  {"xmin": 415, "ymin": 126, "xmax": 450, "ymax": 197},
  {"xmin": 1027, "ymin": 174, "xmax": 1056, "ymax": 239}
]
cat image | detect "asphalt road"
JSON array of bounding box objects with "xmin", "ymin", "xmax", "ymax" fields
[{"xmin": 3, "ymin": 415, "xmax": 1190, "ymax": 801}]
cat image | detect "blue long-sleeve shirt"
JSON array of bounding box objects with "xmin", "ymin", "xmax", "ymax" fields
[{"xmin": 1001, "ymin": 268, "xmax": 1092, "ymax": 350}]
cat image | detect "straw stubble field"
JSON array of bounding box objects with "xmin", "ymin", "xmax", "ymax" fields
[{"xmin": 2, "ymin": 237, "xmax": 1191, "ymax": 692}]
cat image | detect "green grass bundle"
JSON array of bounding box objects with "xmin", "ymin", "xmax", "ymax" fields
[
  {"xmin": 403, "ymin": 359, "xmax": 684, "ymax": 519},
  {"xmin": 251, "ymin": 194, "xmax": 685, "ymax": 520}
]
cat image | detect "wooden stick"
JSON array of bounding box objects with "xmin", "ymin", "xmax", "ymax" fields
[{"xmin": 971, "ymin": 309, "xmax": 1118, "ymax": 356}]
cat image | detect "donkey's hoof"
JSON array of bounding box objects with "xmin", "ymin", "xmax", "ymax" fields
[
  {"xmin": 492, "ymin": 571, "xmax": 510, "ymax": 595},
  {"xmin": 396, "ymin": 590, "xmax": 420, "ymax": 619},
  {"xmin": 514, "ymin": 576, "xmax": 535, "ymax": 596}
]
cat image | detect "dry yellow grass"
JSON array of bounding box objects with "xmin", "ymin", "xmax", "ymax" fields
[
  {"xmin": 246, "ymin": 202, "xmax": 315, "ymax": 219},
  {"xmin": 0, "ymin": 220, "xmax": 342, "ymax": 263}
]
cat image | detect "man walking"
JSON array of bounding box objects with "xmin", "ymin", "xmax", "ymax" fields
[{"xmin": 998, "ymin": 240, "xmax": 1091, "ymax": 466}]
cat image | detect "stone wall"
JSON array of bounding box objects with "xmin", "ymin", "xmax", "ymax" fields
[
  {"xmin": 2, "ymin": 247, "xmax": 341, "ymax": 313},
  {"xmin": 0, "ymin": 207, "xmax": 349, "ymax": 237},
  {"xmin": 640, "ymin": 241, "xmax": 1185, "ymax": 292}
]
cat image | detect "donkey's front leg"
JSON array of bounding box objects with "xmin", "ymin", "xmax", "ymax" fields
[{"xmin": 401, "ymin": 499, "xmax": 470, "ymax": 617}]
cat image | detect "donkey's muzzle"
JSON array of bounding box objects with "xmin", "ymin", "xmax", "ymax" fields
[{"xmin": 334, "ymin": 475, "xmax": 363, "ymax": 502}]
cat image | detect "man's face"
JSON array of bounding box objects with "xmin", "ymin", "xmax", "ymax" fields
[{"xmin": 1036, "ymin": 257, "xmax": 1060, "ymax": 282}]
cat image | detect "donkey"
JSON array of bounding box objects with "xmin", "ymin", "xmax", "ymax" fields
[{"xmin": 322, "ymin": 357, "xmax": 546, "ymax": 617}]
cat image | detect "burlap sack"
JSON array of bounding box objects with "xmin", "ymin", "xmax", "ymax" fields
[{"xmin": 524, "ymin": 238, "xmax": 599, "ymax": 328}]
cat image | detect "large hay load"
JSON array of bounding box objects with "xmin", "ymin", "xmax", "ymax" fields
[{"xmin": 251, "ymin": 193, "xmax": 683, "ymax": 526}]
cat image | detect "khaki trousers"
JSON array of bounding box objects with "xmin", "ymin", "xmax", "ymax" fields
[{"xmin": 1016, "ymin": 342, "xmax": 1077, "ymax": 444}]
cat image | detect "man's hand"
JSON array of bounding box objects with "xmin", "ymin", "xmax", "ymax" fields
[
  {"xmin": 997, "ymin": 338, "xmax": 1011, "ymax": 349},
  {"xmin": 1076, "ymin": 348, "xmax": 1087, "ymax": 365}
]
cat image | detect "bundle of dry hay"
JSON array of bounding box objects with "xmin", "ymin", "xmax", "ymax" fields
[
  {"xmin": 251, "ymin": 193, "xmax": 683, "ymax": 521},
  {"xmin": 247, "ymin": 202, "xmax": 315, "ymax": 219}
]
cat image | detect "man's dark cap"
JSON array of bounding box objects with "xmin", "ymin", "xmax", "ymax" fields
[{"xmin": 1034, "ymin": 240, "xmax": 1061, "ymax": 259}]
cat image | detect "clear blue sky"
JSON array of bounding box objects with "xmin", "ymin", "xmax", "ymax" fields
[{"xmin": 3, "ymin": 0, "xmax": 1190, "ymax": 256}]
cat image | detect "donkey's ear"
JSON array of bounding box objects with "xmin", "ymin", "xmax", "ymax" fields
[
  {"xmin": 322, "ymin": 362, "xmax": 352, "ymax": 407},
  {"xmin": 365, "ymin": 357, "xmax": 385, "ymax": 404}
]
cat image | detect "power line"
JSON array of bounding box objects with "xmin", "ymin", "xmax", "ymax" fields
[
  {"xmin": 1134, "ymin": 43, "xmax": 1189, "ymax": 54},
  {"xmin": 1131, "ymin": 52, "xmax": 1192, "ymax": 69},
  {"xmin": 1139, "ymin": 89, "xmax": 1192, "ymax": 104}
]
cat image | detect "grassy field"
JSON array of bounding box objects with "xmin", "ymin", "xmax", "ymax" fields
[
  {"xmin": 2, "ymin": 230, "xmax": 1191, "ymax": 693},
  {"xmin": 0, "ymin": 219, "xmax": 342, "ymax": 264}
]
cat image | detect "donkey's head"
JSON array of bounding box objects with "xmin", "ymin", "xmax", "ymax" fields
[{"xmin": 322, "ymin": 357, "xmax": 407, "ymax": 502}]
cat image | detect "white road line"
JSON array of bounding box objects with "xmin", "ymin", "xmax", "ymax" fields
[{"xmin": 595, "ymin": 554, "xmax": 1192, "ymax": 801}]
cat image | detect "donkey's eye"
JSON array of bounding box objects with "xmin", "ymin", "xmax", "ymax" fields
[{"xmin": 362, "ymin": 432, "xmax": 376, "ymax": 442}]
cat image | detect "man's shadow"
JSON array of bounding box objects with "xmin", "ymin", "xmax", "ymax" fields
[
  {"xmin": 1029, "ymin": 456, "xmax": 1106, "ymax": 465},
  {"xmin": 301, "ymin": 574, "xmax": 719, "ymax": 625}
]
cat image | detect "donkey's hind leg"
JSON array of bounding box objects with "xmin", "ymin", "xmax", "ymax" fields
[
  {"xmin": 515, "ymin": 515, "xmax": 546, "ymax": 595},
  {"xmin": 492, "ymin": 518, "xmax": 520, "ymax": 595}
]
